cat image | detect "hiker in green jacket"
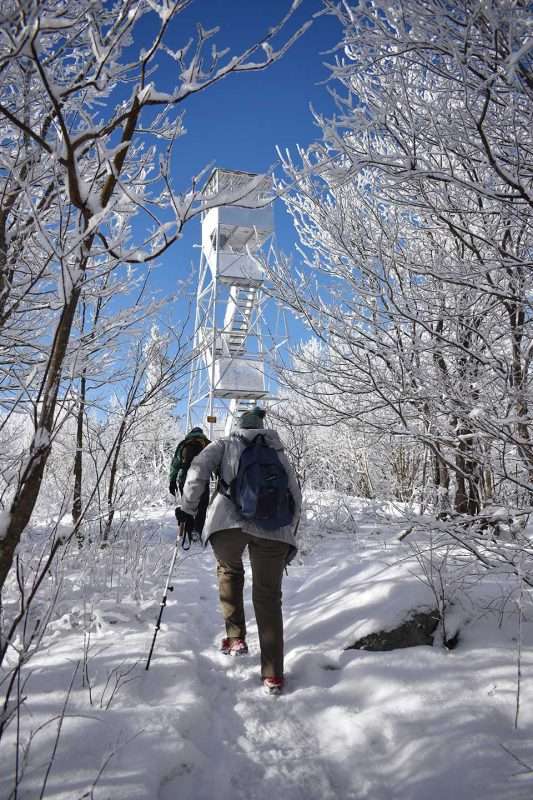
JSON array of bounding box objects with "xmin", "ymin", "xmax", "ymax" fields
[{"xmin": 169, "ymin": 427, "xmax": 210, "ymax": 535}]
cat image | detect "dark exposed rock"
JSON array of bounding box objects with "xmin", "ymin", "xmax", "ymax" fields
[
  {"xmin": 346, "ymin": 609, "xmax": 442, "ymax": 651},
  {"xmin": 444, "ymin": 629, "xmax": 460, "ymax": 650}
]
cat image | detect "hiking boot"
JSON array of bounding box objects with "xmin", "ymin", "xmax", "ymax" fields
[
  {"xmin": 262, "ymin": 677, "xmax": 284, "ymax": 695},
  {"xmin": 221, "ymin": 637, "xmax": 248, "ymax": 656}
]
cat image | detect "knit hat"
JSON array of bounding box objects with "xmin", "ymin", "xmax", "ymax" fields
[{"xmin": 239, "ymin": 406, "xmax": 266, "ymax": 429}]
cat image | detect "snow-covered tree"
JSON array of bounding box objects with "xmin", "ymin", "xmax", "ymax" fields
[
  {"xmin": 270, "ymin": 0, "xmax": 532, "ymax": 530},
  {"xmin": 0, "ymin": 0, "xmax": 311, "ymax": 591}
]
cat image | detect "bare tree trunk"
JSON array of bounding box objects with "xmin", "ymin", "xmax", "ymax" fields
[
  {"xmin": 72, "ymin": 371, "xmax": 86, "ymax": 530},
  {"xmin": 433, "ymin": 446, "xmax": 450, "ymax": 514},
  {"xmin": 102, "ymin": 419, "xmax": 127, "ymax": 544},
  {"xmin": 508, "ymin": 296, "xmax": 533, "ymax": 497},
  {"xmin": 0, "ymin": 283, "xmax": 82, "ymax": 593},
  {"xmin": 455, "ymin": 430, "xmax": 469, "ymax": 515},
  {"xmin": 454, "ymin": 421, "xmax": 482, "ymax": 516}
]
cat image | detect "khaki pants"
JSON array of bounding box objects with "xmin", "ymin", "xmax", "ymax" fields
[{"xmin": 210, "ymin": 529, "xmax": 290, "ymax": 679}]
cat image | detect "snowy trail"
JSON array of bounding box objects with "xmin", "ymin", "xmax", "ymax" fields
[
  {"xmin": 3, "ymin": 505, "xmax": 533, "ymax": 800},
  {"xmin": 140, "ymin": 550, "xmax": 340, "ymax": 800},
  {"xmin": 112, "ymin": 530, "xmax": 533, "ymax": 800}
]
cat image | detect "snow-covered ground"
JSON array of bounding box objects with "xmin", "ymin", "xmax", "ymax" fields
[{"xmin": 1, "ymin": 498, "xmax": 533, "ymax": 799}]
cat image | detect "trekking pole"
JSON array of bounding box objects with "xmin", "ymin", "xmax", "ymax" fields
[{"xmin": 145, "ymin": 522, "xmax": 185, "ymax": 671}]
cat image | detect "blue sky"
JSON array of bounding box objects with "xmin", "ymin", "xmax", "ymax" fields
[{"xmin": 144, "ymin": 0, "xmax": 341, "ymax": 310}]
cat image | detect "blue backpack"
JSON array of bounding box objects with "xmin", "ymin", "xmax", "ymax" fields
[{"xmin": 221, "ymin": 434, "xmax": 294, "ymax": 530}]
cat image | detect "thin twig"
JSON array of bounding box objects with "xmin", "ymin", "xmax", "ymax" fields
[
  {"xmin": 75, "ymin": 728, "xmax": 146, "ymax": 800},
  {"xmin": 500, "ymin": 742, "xmax": 533, "ymax": 775},
  {"xmin": 39, "ymin": 661, "xmax": 80, "ymax": 800}
]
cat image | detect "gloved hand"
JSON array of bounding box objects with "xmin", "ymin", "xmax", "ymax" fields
[
  {"xmin": 169, "ymin": 479, "xmax": 177, "ymax": 496},
  {"xmin": 175, "ymin": 506, "xmax": 194, "ymax": 534}
]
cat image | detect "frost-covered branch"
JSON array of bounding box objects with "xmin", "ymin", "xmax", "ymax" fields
[{"xmin": 0, "ymin": 0, "xmax": 311, "ymax": 592}]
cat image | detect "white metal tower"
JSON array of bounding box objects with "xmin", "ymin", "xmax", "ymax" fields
[{"xmin": 187, "ymin": 168, "xmax": 274, "ymax": 439}]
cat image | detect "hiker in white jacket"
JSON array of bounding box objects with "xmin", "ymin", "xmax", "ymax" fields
[{"xmin": 177, "ymin": 407, "xmax": 302, "ymax": 694}]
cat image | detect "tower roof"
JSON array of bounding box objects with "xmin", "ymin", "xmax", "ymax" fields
[{"xmin": 204, "ymin": 168, "xmax": 272, "ymax": 207}]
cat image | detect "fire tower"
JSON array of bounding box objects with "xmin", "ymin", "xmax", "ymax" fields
[{"xmin": 186, "ymin": 169, "xmax": 274, "ymax": 439}]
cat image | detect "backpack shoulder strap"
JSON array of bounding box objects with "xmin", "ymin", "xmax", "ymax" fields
[{"xmin": 217, "ymin": 435, "xmax": 245, "ymax": 497}]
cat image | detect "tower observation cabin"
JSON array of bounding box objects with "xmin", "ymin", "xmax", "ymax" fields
[{"xmin": 186, "ymin": 168, "xmax": 275, "ymax": 439}]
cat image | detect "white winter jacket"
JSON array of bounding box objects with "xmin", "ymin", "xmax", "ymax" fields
[{"xmin": 180, "ymin": 428, "xmax": 302, "ymax": 559}]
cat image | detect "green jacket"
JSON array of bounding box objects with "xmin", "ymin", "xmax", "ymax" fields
[{"xmin": 169, "ymin": 429, "xmax": 210, "ymax": 491}]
